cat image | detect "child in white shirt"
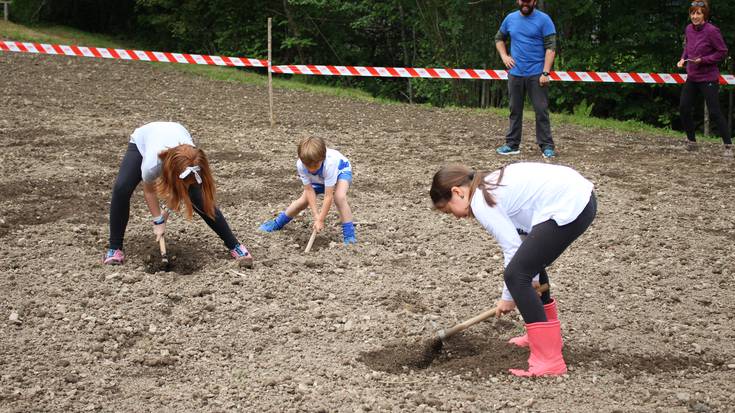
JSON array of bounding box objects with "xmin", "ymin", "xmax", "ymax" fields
[{"xmin": 259, "ymin": 137, "xmax": 356, "ymax": 245}]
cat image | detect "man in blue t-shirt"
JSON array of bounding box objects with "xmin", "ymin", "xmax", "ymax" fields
[{"xmin": 495, "ymin": 0, "xmax": 557, "ymax": 158}]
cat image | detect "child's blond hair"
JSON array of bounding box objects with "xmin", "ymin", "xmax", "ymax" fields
[{"xmin": 297, "ymin": 137, "xmax": 327, "ymax": 165}]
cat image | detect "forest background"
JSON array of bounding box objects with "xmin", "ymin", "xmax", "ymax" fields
[{"xmin": 7, "ymin": 0, "xmax": 735, "ymax": 135}]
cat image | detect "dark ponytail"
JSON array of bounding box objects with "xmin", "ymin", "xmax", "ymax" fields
[{"xmin": 430, "ymin": 165, "xmax": 505, "ymax": 214}]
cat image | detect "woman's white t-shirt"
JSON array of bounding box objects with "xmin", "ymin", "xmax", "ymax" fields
[
  {"xmin": 130, "ymin": 122, "xmax": 195, "ymax": 182},
  {"xmin": 470, "ymin": 162, "xmax": 594, "ymax": 301}
]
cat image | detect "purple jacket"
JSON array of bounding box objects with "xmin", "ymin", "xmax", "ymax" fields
[{"xmin": 681, "ymin": 22, "xmax": 728, "ymax": 82}]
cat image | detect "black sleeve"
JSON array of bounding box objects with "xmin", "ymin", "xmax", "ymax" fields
[{"xmin": 543, "ymin": 34, "xmax": 556, "ymax": 51}]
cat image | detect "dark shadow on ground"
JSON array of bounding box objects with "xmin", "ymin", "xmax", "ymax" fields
[{"xmin": 359, "ymin": 332, "xmax": 727, "ymax": 380}]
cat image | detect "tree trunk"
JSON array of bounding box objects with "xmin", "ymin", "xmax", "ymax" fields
[{"xmin": 282, "ymin": 0, "xmax": 306, "ymax": 63}]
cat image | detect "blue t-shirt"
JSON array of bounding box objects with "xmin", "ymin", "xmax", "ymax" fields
[{"xmin": 499, "ymin": 10, "xmax": 556, "ymax": 77}]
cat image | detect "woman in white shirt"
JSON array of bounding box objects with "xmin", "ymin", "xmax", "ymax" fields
[
  {"xmin": 104, "ymin": 122, "xmax": 253, "ymax": 268},
  {"xmin": 430, "ymin": 162, "xmax": 596, "ymax": 377}
]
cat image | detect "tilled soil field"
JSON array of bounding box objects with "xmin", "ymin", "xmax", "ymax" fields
[{"xmin": 1, "ymin": 49, "xmax": 734, "ymax": 412}]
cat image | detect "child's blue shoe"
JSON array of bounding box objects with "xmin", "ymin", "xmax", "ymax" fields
[
  {"xmin": 259, "ymin": 219, "xmax": 282, "ymax": 232},
  {"xmin": 259, "ymin": 212, "xmax": 292, "ymax": 232},
  {"xmin": 342, "ymin": 222, "xmax": 356, "ymax": 245}
]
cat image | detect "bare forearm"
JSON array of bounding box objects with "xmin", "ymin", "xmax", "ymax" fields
[
  {"xmin": 304, "ymin": 188, "xmax": 318, "ymax": 218},
  {"xmin": 496, "ymin": 41, "xmax": 509, "ymax": 58},
  {"xmin": 543, "ymin": 49, "xmax": 556, "ymax": 73},
  {"xmin": 143, "ymin": 183, "xmax": 162, "ymax": 217},
  {"xmin": 318, "ymin": 194, "xmax": 334, "ymax": 222}
]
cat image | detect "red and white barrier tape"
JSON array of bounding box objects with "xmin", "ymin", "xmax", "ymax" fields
[
  {"xmin": 2, "ymin": 40, "xmax": 734, "ymax": 85},
  {"xmin": 271, "ymin": 64, "xmax": 735, "ymax": 85},
  {"xmin": 0, "ymin": 40, "xmax": 267, "ymax": 67}
]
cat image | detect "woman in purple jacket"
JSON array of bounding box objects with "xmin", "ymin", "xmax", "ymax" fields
[{"xmin": 677, "ymin": 0, "xmax": 731, "ymax": 157}]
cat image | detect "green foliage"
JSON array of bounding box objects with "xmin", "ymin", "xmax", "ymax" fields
[
  {"xmin": 7, "ymin": 0, "xmax": 45, "ymax": 23},
  {"xmin": 10, "ymin": 0, "xmax": 135, "ymax": 33},
  {"xmin": 281, "ymin": 36, "xmax": 316, "ymax": 52},
  {"xmin": 573, "ymin": 99, "xmax": 594, "ymax": 118}
]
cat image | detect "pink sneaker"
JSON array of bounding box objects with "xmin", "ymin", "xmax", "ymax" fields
[
  {"xmin": 103, "ymin": 249, "xmax": 124, "ymax": 265},
  {"xmin": 230, "ymin": 244, "xmax": 253, "ymax": 268}
]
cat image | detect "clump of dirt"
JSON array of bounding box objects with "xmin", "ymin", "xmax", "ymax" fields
[
  {"xmin": 359, "ymin": 338, "xmax": 442, "ymax": 372},
  {"xmin": 419, "ymin": 338, "xmax": 445, "ymax": 367},
  {"xmin": 142, "ymin": 252, "xmax": 175, "ymax": 274},
  {"xmin": 359, "ymin": 335, "xmax": 529, "ymax": 377},
  {"xmin": 359, "ymin": 339, "xmax": 428, "ymax": 373},
  {"xmin": 139, "ymin": 243, "xmax": 206, "ymax": 274}
]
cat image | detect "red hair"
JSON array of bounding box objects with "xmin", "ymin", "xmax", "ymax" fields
[
  {"xmin": 689, "ymin": 0, "xmax": 710, "ymax": 21},
  {"xmin": 156, "ymin": 144, "xmax": 216, "ymax": 220}
]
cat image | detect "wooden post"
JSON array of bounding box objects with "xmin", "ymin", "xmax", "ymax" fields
[
  {"xmin": 268, "ymin": 17, "xmax": 275, "ymax": 128},
  {"xmin": 399, "ymin": 4, "xmax": 412, "ymax": 104},
  {"xmin": 481, "ymin": 62, "xmax": 488, "ymax": 108},
  {"xmin": 3, "ymin": 1, "xmax": 9, "ymax": 22}
]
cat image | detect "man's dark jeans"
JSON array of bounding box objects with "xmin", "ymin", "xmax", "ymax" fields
[{"xmin": 505, "ymin": 74, "xmax": 554, "ymax": 150}]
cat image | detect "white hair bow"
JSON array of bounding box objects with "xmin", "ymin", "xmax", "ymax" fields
[{"xmin": 179, "ymin": 165, "xmax": 202, "ymax": 184}]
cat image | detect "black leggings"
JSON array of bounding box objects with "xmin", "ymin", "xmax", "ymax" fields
[
  {"xmin": 504, "ymin": 192, "xmax": 597, "ymax": 324},
  {"xmin": 108, "ymin": 143, "xmax": 239, "ymax": 250},
  {"xmin": 679, "ymin": 80, "xmax": 732, "ymax": 145}
]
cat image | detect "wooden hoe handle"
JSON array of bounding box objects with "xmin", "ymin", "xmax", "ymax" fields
[
  {"xmin": 304, "ymin": 228, "xmax": 317, "ymax": 253},
  {"xmin": 158, "ymin": 236, "xmax": 167, "ymax": 256},
  {"xmin": 437, "ymin": 283, "xmax": 550, "ymax": 341}
]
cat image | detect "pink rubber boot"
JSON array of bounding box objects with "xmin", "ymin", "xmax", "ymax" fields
[
  {"xmin": 509, "ymin": 298, "xmax": 559, "ymax": 348},
  {"xmin": 509, "ymin": 319, "xmax": 567, "ymax": 377}
]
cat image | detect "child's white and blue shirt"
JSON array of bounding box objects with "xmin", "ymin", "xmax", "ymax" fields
[
  {"xmin": 130, "ymin": 121, "xmax": 195, "ymax": 183},
  {"xmin": 296, "ymin": 148, "xmax": 352, "ymax": 193}
]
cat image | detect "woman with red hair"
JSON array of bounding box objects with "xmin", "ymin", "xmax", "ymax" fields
[
  {"xmin": 677, "ymin": 0, "xmax": 732, "ymax": 157},
  {"xmin": 103, "ymin": 122, "xmax": 253, "ymax": 267}
]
